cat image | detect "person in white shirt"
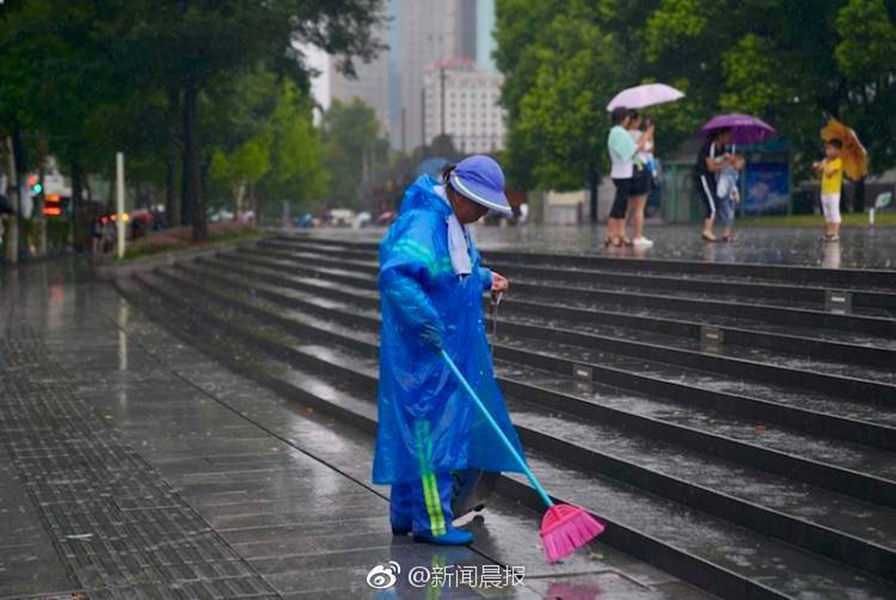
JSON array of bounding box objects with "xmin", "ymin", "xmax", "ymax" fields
[
  {"xmin": 625, "ymin": 110, "xmax": 654, "ymax": 249},
  {"xmin": 606, "ymin": 107, "xmax": 654, "ymax": 247}
]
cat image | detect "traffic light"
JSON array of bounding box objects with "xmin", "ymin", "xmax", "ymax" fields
[{"xmin": 27, "ymin": 174, "xmax": 42, "ymax": 195}]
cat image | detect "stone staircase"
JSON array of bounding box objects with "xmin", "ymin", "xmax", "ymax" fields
[{"xmin": 115, "ymin": 233, "xmax": 896, "ymax": 600}]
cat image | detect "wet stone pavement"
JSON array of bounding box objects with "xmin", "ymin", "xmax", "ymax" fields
[{"xmin": 0, "ymin": 261, "xmax": 708, "ymax": 599}]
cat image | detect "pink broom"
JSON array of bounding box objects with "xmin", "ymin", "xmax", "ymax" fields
[{"xmin": 441, "ymin": 350, "xmax": 605, "ymax": 562}]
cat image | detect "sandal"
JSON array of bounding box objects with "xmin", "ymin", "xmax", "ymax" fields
[
  {"xmin": 721, "ymin": 234, "xmax": 737, "ymax": 243},
  {"xmin": 621, "ymin": 236, "xmax": 633, "ymax": 246},
  {"xmin": 610, "ymin": 236, "xmax": 623, "ymax": 247},
  {"xmin": 701, "ymin": 233, "xmax": 717, "ymax": 243}
]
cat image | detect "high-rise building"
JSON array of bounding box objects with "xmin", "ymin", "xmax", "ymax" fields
[
  {"xmin": 446, "ymin": 0, "xmax": 478, "ymax": 62},
  {"xmin": 331, "ymin": 0, "xmax": 501, "ymax": 152},
  {"xmin": 328, "ymin": 18, "xmax": 391, "ymax": 137},
  {"xmin": 422, "ymin": 61, "xmax": 505, "ymax": 154},
  {"xmin": 395, "ymin": 0, "xmax": 447, "ymax": 151},
  {"xmin": 475, "ymin": 0, "xmax": 497, "ymax": 72}
]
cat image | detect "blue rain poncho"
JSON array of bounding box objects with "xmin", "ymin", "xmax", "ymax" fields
[{"xmin": 372, "ymin": 175, "xmax": 526, "ymax": 485}]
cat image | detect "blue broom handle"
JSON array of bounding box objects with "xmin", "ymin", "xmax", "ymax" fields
[{"xmin": 441, "ymin": 350, "xmax": 555, "ymax": 508}]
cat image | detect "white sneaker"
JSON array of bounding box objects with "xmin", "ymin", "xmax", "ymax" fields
[{"xmin": 632, "ymin": 236, "xmax": 654, "ymax": 248}]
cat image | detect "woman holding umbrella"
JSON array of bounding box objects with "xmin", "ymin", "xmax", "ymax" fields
[
  {"xmin": 626, "ymin": 109, "xmax": 656, "ymax": 248},
  {"xmin": 694, "ymin": 128, "xmax": 732, "ymax": 242},
  {"xmin": 607, "ymin": 107, "xmax": 654, "ymax": 246},
  {"xmin": 606, "ymin": 84, "xmax": 682, "ymax": 247},
  {"xmin": 697, "ymin": 114, "xmax": 775, "ymax": 242}
]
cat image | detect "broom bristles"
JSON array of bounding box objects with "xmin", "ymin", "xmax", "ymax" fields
[{"xmin": 540, "ymin": 504, "xmax": 605, "ymax": 563}]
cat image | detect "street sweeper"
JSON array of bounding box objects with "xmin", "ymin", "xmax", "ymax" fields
[
  {"xmin": 372, "ymin": 155, "xmax": 518, "ymax": 546},
  {"xmin": 373, "ymin": 155, "xmax": 604, "ymax": 560}
]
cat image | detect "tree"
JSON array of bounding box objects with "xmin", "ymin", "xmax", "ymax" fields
[
  {"xmin": 0, "ymin": 1, "xmax": 115, "ymax": 255},
  {"xmin": 496, "ymin": 0, "xmax": 645, "ymax": 219},
  {"xmin": 210, "ymin": 134, "xmax": 271, "ymax": 216},
  {"xmin": 321, "ymin": 98, "xmax": 389, "ymax": 209},
  {"xmin": 644, "ymin": 0, "xmax": 896, "ymax": 175},
  {"xmin": 834, "ymin": 0, "xmax": 896, "ymax": 171},
  {"xmin": 261, "ymin": 81, "xmax": 327, "ymax": 211},
  {"xmin": 108, "ymin": 0, "xmax": 386, "ymax": 240},
  {"xmin": 1, "ymin": 0, "xmax": 386, "ymax": 257},
  {"xmin": 496, "ymin": 0, "xmax": 896, "ymax": 204},
  {"xmin": 209, "ymin": 76, "xmax": 326, "ymax": 218}
]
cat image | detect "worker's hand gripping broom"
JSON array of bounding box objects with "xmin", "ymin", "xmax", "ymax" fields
[{"xmin": 440, "ymin": 350, "xmax": 605, "ymax": 562}]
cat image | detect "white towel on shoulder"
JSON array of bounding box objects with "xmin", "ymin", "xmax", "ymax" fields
[{"xmin": 435, "ymin": 184, "xmax": 472, "ymax": 276}]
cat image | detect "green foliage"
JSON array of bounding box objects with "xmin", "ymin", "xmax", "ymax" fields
[
  {"xmin": 208, "ymin": 77, "xmax": 326, "ymax": 215},
  {"xmin": 720, "ymin": 35, "xmax": 790, "ymax": 117},
  {"xmin": 263, "ymin": 81, "xmax": 327, "ymax": 207},
  {"xmin": 1, "ymin": 0, "xmax": 386, "ymax": 242},
  {"xmin": 835, "ymin": 0, "xmax": 896, "ymax": 81},
  {"xmin": 497, "ymin": 0, "xmax": 896, "ymax": 191},
  {"xmin": 210, "ymin": 134, "xmax": 272, "ymax": 205},
  {"xmin": 321, "ymin": 98, "xmax": 389, "ymax": 208},
  {"xmin": 645, "ymin": 0, "xmax": 711, "ymax": 62},
  {"xmin": 512, "ymin": 6, "xmax": 620, "ymax": 189}
]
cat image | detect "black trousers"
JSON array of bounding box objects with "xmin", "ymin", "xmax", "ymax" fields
[{"xmin": 611, "ymin": 177, "xmax": 632, "ymax": 219}]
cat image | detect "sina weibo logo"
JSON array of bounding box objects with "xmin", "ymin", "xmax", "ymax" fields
[{"xmin": 366, "ymin": 560, "xmax": 402, "ymax": 590}]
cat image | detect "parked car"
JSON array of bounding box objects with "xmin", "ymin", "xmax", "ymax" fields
[
  {"xmin": 328, "ymin": 209, "xmax": 354, "ymax": 227},
  {"xmin": 353, "ymin": 211, "xmax": 372, "ymax": 229},
  {"xmin": 377, "ymin": 210, "xmax": 395, "ymax": 226}
]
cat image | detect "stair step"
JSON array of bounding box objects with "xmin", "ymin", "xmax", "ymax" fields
[{"xmin": 506, "ymin": 272, "xmax": 896, "ymax": 320}]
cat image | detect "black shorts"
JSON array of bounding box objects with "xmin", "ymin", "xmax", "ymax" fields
[
  {"xmin": 695, "ymin": 173, "xmax": 718, "ymax": 219},
  {"xmin": 630, "ymin": 167, "xmax": 651, "ymax": 197},
  {"xmin": 611, "ymin": 178, "xmax": 631, "ymax": 219}
]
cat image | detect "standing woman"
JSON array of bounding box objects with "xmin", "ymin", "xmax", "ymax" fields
[
  {"xmin": 607, "ymin": 107, "xmax": 654, "ymax": 246},
  {"xmin": 695, "ymin": 128, "xmax": 731, "ymax": 242},
  {"xmin": 373, "ymin": 155, "xmax": 526, "ymax": 546},
  {"xmin": 625, "ymin": 110, "xmax": 655, "ymax": 249}
]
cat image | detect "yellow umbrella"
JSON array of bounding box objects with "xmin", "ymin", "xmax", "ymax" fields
[{"xmin": 821, "ymin": 118, "xmax": 868, "ymax": 180}]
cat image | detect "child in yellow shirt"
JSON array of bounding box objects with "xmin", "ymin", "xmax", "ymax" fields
[{"xmin": 813, "ymin": 140, "xmax": 843, "ymax": 242}]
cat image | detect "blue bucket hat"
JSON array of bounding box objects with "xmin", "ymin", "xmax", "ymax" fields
[{"xmin": 449, "ymin": 155, "xmax": 512, "ymax": 215}]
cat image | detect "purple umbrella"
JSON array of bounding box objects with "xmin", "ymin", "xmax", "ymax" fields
[{"xmin": 701, "ymin": 114, "xmax": 776, "ymax": 145}]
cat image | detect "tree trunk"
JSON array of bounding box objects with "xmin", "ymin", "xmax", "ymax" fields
[
  {"xmin": 250, "ymin": 183, "xmax": 259, "ymax": 228},
  {"xmin": 588, "ymin": 164, "xmax": 599, "ymax": 224},
  {"xmin": 35, "ymin": 134, "xmax": 47, "ymax": 257},
  {"xmin": 183, "ymin": 75, "xmax": 207, "ymax": 240},
  {"xmin": 854, "ymin": 177, "xmax": 865, "ymax": 214},
  {"xmin": 4, "ymin": 135, "xmax": 19, "ymax": 266},
  {"xmin": 11, "ymin": 128, "xmax": 28, "ymax": 259},
  {"xmin": 70, "ymin": 158, "xmax": 84, "ymax": 251},
  {"xmin": 165, "ymin": 149, "xmax": 178, "ymax": 228},
  {"xmin": 165, "ymin": 88, "xmax": 180, "ymax": 228},
  {"xmin": 181, "ymin": 82, "xmax": 193, "ymax": 226}
]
